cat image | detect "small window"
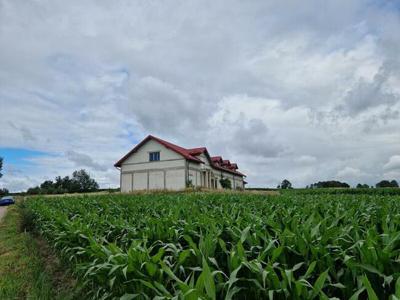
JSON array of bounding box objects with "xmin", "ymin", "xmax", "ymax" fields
[{"xmin": 149, "ymin": 151, "xmax": 160, "ymax": 161}]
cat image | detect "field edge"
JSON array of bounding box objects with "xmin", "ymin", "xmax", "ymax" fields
[{"xmin": 0, "ymin": 203, "xmax": 79, "ymax": 300}]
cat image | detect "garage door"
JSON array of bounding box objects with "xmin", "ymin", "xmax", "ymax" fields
[
  {"xmin": 149, "ymin": 171, "xmax": 164, "ymax": 189},
  {"xmin": 133, "ymin": 172, "xmax": 147, "ymax": 190},
  {"xmin": 166, "ymin": 169, "xmax": 185, "ymax": 190},
  {"xmin": 121, "ymin": 173, "xmax": 132, "ymax": 192}
]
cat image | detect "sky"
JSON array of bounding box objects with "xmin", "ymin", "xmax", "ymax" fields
[{"xmin": 0, "ymin": 0, "xmax": 399, "ymax": 192}]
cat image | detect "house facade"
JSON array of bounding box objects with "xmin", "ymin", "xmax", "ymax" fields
[{"xmin": 114, "ymin": 135, "xmax": 246, "ymax": 192}]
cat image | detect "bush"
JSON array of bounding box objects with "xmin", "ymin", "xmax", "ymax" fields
[
  {"xmin": 219, "ymin": 177, "xmax": 232, "ymax": 189},
  {"xmin": 18, "ymin": 200, "xmax": 36, "ymax": 232},
  {"xmin": 0, "ymin": 188, "xmax": 9, "ymax": 197},
  {"xmin": 376, "ymin": 180, "xmax": 399, "ymax": 188},
  {"xmin": 309, "ymin": 180, "xmax": 350, "ymax": 188}
]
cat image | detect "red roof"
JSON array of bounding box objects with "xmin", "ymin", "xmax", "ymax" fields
[
  {"xmin": 211, "ymin": 156, "xmax": 223, "ymax": 162},
  {"xmin": 114, "ymin": 135, "xmax": 245, "ymax": 177},
  {"xmin": 212, "ymin": 164, "xmax": 246, "ymax": 177},
  {"xmin": 222, "ymin": 160, "xmax": 231, "ymax": 165},
  {"xmin": 187, "ymin": 147, "xmax": 207, "ymax": 156}
]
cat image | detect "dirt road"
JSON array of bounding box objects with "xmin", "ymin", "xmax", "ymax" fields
[{"xmin": 0, "ymin": 206, "xmax": 7, "ymax": 222}]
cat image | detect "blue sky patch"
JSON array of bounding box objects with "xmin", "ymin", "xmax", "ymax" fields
[{"xmin": 0, "ymin": 148, "xmax": 50, "ymax": 168}]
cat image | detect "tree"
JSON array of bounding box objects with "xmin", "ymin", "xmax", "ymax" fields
[
  {"xmin": 0, "ymin": 157, "xmax": 6, "ymax": 195},
  {"xmin": 279, "ymin": 179, "xmax": 292, "ymax": 189},
  {"xmin": 356, "ymin": 183, "xmax": 369, "ymax": 189},
  {"xmin": 376, "ymin": 180, "xmax": 399, "ymax": 188},
  {"xmin": 0, "ymin": 188, "xmax": 8, "ymax": 197},
  {"xmin": 72, "ymin": 169, "xmax": 99, "ymax": 192},
  {"xmin": 27, "ymin": 186, "xmax": 41, "ymax": 195},
  {"xmin": 26, "ymin": 169, "xmax": 99, "ymax": 194},
  {"xmin": 219, "ymin": 177, "xmax": 232, "ymax": 189},
  {"xmin": 309, "ymin": 181, "xmax": 350, "ymax": 188}
]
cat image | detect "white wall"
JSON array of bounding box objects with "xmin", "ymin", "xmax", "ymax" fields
[
  {"xmin": 188, "ymin": 162, "xmax": 202, "ymax": 187},
  {"xmin": 133, "ymin": 172, "xmax": 147, "ymax": 190},
  {"xmin": 121, "ymin": 173, "xmax": 132, "ymax": 192},
  {"xmin": 166, "ymin": 169, "xmax": 185, "ymax": 190},
  {"xmin": 149, "ymin": 171, "xmax": 164, "ymax": 189},
  {"xmin": 120, "ymin": 139, "xmax": 188, "ymax": 191}
]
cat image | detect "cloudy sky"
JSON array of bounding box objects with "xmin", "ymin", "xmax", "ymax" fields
[{"xmin": 1, "ymin": 0, "xmax": 400, "ymax": 191}]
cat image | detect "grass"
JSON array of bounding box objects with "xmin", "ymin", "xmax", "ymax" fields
[{"xmin": 0, "ymin": 204, "xmax": 78, "ymax": 300}]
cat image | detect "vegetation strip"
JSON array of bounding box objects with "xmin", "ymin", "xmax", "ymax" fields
[
  {"xmin": 22, "ymin": 191, "xmax": 400, "ymax": 299},
  {"xmin": 0, "ymin": 204, "xmax": 77, "ymax": 299}
]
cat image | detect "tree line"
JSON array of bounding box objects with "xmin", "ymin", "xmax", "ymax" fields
[
  {"xmin": 27, "ymin": 169, "xmax": 99, "ymax": 195},
  {"xmin": 278, "ymin": 179, "xmax": 399, "ymax": 189}
]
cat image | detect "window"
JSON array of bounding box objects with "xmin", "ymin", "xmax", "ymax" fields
[{"xmin": 149, "ymin": 151, "xmax": 160, "ymax": 161}]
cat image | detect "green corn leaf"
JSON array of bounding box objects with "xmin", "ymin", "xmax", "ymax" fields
[
  {"xmin": 122, "ymin": 265, "xmax": 128, "ymax": 279},
  {"xmin": 349, "ymin": 287, "xmax": 365, "ymax": 300},
  {"xmin": 303, "ymin": 261, "xmax": 317, "ymax": 279},
  {"xmin": 362, "ymin": 275, "xmax": 378, "ymax": 300},
  {"xmin": 145, "ymin": 262, "xmax": 158, "ymax": 277},
  {"xmin": 120, "ymin": 294, "xmax": 139, "ymax": 300},
  {"xmin": 271, "ymin": 246, "xmax": 283, "ymax": 262},
  {"xmin": 311, "ymin": 270, "xmax": 329, "ymax": 299},
  {"xmin": 178, "ymin": 249, "xmax": 191, "ymax": 265},
  {"xmin": 151, "ymin": 247, "xmax": 165, "ymax": 263},
  {"xmin": 109, "ymin": 276, "xmax": 116, "ymax": 289},
  {"xmin": 240, "ymin": 226, "xmax": 251, "ymax": 243},
  {"xmin": 202, "ymin": 257, "xmax": 216, "ymax": 300},
  {"xmin": 395, "ymin": 277, "xmax": 400, "ymax": 297},
  {"xmin": 352, "ymin": 263, "xmax": 384, "ymax": 277}
]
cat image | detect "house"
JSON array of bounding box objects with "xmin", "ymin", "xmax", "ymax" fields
[{"xmin": 114, "ymin": 135, "xmax": 246, "ymax": 191}]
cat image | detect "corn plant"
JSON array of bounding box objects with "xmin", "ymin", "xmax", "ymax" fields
[{"xmin": 23, "ymin": 192, "xmax": 400, "ymax": 299}]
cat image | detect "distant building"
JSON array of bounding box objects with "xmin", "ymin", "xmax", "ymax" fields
[{"xmin": 114, "ymin": 135, "xmax": 246, "ymax": 191}]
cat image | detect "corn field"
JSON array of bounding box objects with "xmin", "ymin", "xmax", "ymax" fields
[{"xmin": 22, "ymin": 192, "xmax": 400, "ymax": 299}]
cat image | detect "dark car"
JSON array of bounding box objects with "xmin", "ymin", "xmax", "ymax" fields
[{"xmin": 0, "ymin": 196, "xmax": 15, "ymax": 206}]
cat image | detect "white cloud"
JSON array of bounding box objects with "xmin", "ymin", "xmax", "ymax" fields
[
  {"xmin": 336, "ymin": 167, "xmax": 364, "ymax": 179},
  {"xmin": 295, "ymin": 156, "xmax": 317, "ymax": 165},
  {"xmin": 384, "ymin": 155, "xmax": 400, "ymax": 171}
]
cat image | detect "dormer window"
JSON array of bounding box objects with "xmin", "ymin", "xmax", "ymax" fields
[{"xmin": 149, "ymin": 151, "xmax": 160, "ymax": 161}]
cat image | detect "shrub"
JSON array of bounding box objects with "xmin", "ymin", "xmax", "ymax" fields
[{"xmin": 219, "ymin": 177, "xmax": 232, "ymax": 189}]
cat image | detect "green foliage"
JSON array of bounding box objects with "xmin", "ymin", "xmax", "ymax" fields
[
  {"xmin": 279, "ymin": 179, "xmax": 292, "ymax": 189},
  {"xmin": 186, "ymin": 179, "xmax": 194, "ymax": 188},
  {"xmin": 71, "ymin": 169, "xmax": 99, "ymax": 192},
  {"xmin": 309, "ymin": 180, "xmax": 350, "ymax": 188},
  {"xmin": 376, "ymin": 180, "xmax": 399, "ymax": 188},
  {"xmin": 356, "ymin": 183, "xmax": 370, "ymax": 188},
  {"xmin": 0, "ymin": 188, "xmax": 9, "ymax": 196},
  {"xmin": 284, "ymin": 187, "xmax": 400, "ymax": 196},
  {"xmin": 23, "ymin": 192, "xmax": 400, "ymax": 299},
  {"xmin": 27, "ymin": 169, "xmax": 99, "ymax": 195},
  {"xmin": 219, "ymin": 177, "xmax": 232, "ymax": 189},
  {"xmin": 0, "ymin": 156, "xmax": 6, "ymax": 196}
]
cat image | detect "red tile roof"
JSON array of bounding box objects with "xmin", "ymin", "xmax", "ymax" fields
[
  {"xmin": 187, "ymin": 147, "xmax": 207, "ymax": 156},
  {"xmin": 114, "ymin": 135, "xmax": 245, "ymax": 177},
  {"xmin": 211, "ymin": 156, "xmax": 223, "ymax": 162}
]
